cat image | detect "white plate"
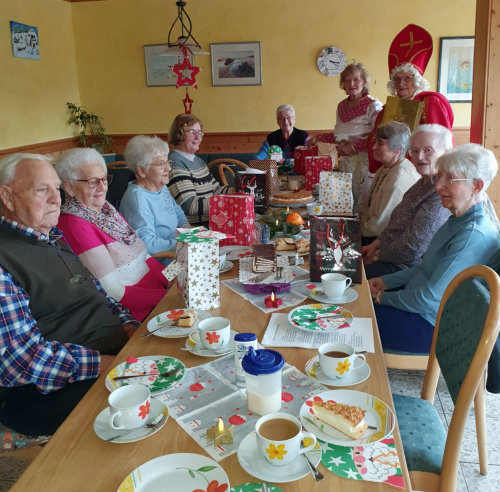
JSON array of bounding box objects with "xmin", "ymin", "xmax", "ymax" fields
[
  {"xmin": 94, "ymin": 399, "xmax": 168, "ymax": 444},
  {"xmin": 237, "ymin": 431, "xmax": 322, "ymax": 484},
  {"xmin": 309, "ymin": 287, "xmax": 358, "ymax": 304},
  {"xmin": 184, "ymin": 330, "xmax": 237, "ymax": 357},
  {"xmin": 269, "ymin": 199, "xmax": 314, "ymax": 208},
  {"xmin": 146, "ymin": 309, "xmax": 211, "ymax": 338},
  {"xmin": 300, "ymin": 389, "xmax": 395, "ymax": 446},
  {"xmin": 288, "ymin": 303, "xmax": 354, "ymax": 332},
  {"xmin": 219, "ymin": 245, "xmax": 252, "ymax": 261},
  {"xmin": 117, "ymin": 453, "xmax": 230, "ymax": 492},
  {"xmin": 275, "ymin": 249, "xmax": 308, "ymax": 257},
  {"xmin": 105, "ymin": 355, "xmax": 186, "ymax": 395},
  {"xmin": 305, "ymin": 355, "xmax": 371, "ymax": 387},
  {"xmin": 219, "ymin": 260, "xmax": 234, "ymax": 273}
]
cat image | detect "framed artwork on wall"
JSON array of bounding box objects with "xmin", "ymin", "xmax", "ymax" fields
[
  {"xmin": 144, "ymin": 44, "xmax": 193, "ymax": 87},
  {"xmin": 210, "ymin": 42, "xmax": 262, "ymax": 86},
  {"xmin": 10, "ymin": 21, "xmax": 40, "ymax": 60},
  {"xmin": 437, "ymin": 36, "xmax": 474, "ymax": 103}
]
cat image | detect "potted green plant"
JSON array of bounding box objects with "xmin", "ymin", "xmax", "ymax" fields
[{"xmin": 66, "ymin": 102, "xmax": 112, "ymax": 153}]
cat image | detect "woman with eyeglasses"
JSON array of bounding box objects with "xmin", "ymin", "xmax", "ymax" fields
[
  {"xmin": 56, "ymin": 146, "xmax": 172, "ymax": 322},
  {"xmin": 167, "ymin": 114, "xmax": 232, "ymax": 225},
  {"xmin": 369, "ymin": 143, "xmax": 500, "ymax": 355},
  {"xmin": 255, "ymin": 104, "xmax": 310, "ymax": 160}
]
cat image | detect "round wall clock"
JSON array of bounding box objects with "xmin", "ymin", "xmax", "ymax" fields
[{"xmin": 317, "ymin": 46, "xmax": 346, "ymax": 76}]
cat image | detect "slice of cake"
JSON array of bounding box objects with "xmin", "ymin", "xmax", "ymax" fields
[
  {"xmin": 295, "ymin": 238, "xmax": 310, "ymax": 254},
  {"xmin": 275, "ymin": 237, "xmax": 296, "ymax": 251},
  {"xmin": 252, "ymin": 244, "xmax": 276, "ymax": 273},
  {"xmin": 312, "ymin": 401, "xmax": 368, "ymax": 439},
  {"xmin": 177, "ymin": 309, "xmax": 197, "ymax": 327}
]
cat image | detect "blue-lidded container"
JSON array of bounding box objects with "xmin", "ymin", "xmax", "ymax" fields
[
  {"xmin": 234, "ymin": 333, "xmax": 258, "ymax": 385},
  {"xmin": 242, "ymin": 347, "xmax": 284, "ymax": 415}
]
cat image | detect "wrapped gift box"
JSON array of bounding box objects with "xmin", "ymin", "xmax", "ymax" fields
[
  {"xmin": 319, "ymin": 170, "xmax": 353, "ymax": 214},
  {"xmin": 293, "ymin": 145, "xmax": 318, "ymax": 175},
  {"xmin": 305, "ymin": 155, "xmax": 333, "ymax": 190},
  {"xmin": 209, "ymin": 194, "xmax": 255, "ymax": 247},
  {"xmin": 175, "ymin": 228, "xmax": 230, "ymax": 310}
]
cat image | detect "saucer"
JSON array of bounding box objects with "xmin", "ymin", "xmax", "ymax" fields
[
  {"xmin": 184, "ymin": 330, "xmax": 236, "ymax": 357},
  {"xmin": 310, "ymin": 287, "xmax": 358, "ymax": 304},
  {"xmin": 94, "ymin": 399, "xmax": 168, "ymax": 443},
  {"xmin": 219, "ymin": 260, "xmax": 234, "ymax": 273},
  {"xmin": 237, "ymin": 431, "xmax": 322, "ymax": 483},
  {"xmin": 305, "ymin": 355, "xmax": 371, "ymax": 387}
]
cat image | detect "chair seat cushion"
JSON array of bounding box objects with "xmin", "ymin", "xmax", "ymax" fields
[{"xmin": 393, "ymin": 393, "xmax": 446, "ymax": 474}]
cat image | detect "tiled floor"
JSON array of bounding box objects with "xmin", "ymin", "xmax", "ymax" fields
[{"xmin": 387, "ymin": 369, "xmax": 500, "ymax": 491}]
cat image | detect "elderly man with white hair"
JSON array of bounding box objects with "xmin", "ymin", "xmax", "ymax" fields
[
  {"xmin": 0, "ymin": 153, "xmax": 137, "ymax": 436},
  {"xmin": 369, "ymin": 143, "xmax": 500, "ymax": 355},
  {"xmin": 255, "ymin": 104, "xmax": 310, "ymax": 160}
]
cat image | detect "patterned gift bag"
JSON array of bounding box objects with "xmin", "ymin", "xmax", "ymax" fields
[
  {"xmin": 235, "ymin": 170, "xmax": 267, "ymax": 214},
  {"xmin": 175, "ymin": 228, "xmax": 231, "ymax": 310},
  {"xmin": 293, "ymin": 145, "xmax": 318, "ymax": 175},
  {"xmin": 209, "ymin": 194, "xmax": 255, "ymax": 247},
  {"xmin": 319, "ymin": 170, "xmax": 353, "ymax": 213},
  {"xmin": 249, "ymin": 159, "xmax": 280, "ymax": 203},
  {"xmin": 305, "ymin": 155, "xmax": 333, "ymax": 190}
]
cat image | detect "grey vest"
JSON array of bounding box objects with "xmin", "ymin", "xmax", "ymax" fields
[{"xmin": 0, "ymin": 224, "xmax": 127, "ymax": 354}]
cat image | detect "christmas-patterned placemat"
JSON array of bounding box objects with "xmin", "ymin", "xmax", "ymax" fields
[
  {"xmin": 156, "ymin": 355, "xmax": 327, "ymax": 462},
  {"xmin": 320, "ymin": 436, "xmax": 406, "ymax": 489}
]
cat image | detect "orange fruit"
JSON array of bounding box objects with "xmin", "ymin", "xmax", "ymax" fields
[{"xmin": 286, "ymin": 212, "xmax": 304, "ymax": 226}]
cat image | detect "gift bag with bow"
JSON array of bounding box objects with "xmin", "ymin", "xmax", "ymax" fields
[
  {"xmin": 319, "ymin": 170, "xmax": 353, "ymax": 214},
  {"xmin": 209, "ymin": 194, "xmax": 255, "ymax": 246},
  {"xmin": 309, "ymin": 216, "xmax": 362, "ymax": 284},
  {"xmin": 175, "ymin": 228, "xmax": 231, "ymax": 310}
]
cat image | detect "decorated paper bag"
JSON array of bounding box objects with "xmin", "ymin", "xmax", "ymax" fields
[
  {"xmin": 293, "ymin": 145, "xmax": 318, "ymax": 175},
  {"xmin": 175, "ymin": 228, "xmax": 231, "ymax": 310},
  {"xmin": 314, "ymin": 133, "xmax": 338, "ymax": 169},
  {"xmin": 235, "ymin": 169, "xmax": 267, "ymax": 214},
  {"xmin": 309, "ymin": 216, "xmax": 362, "ymax": 284},
  {"xmin": 209, "ymin": 194, "xmax": 255, "ymax": 246},
  {"xmin": 249, "ymin": 159, "xmax": 280, "ymax": 202},
  {"xmin": 305, "ymin": 155, "xmax": 333, "ymax": 190},
  {"xmin": 319, "ymin": 171, "xmax": 353, "ymax": 213}
]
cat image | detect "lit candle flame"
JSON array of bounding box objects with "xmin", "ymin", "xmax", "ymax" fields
[
  {"xmin": 286, "ymin": 206, "xmax": 290, "ymax": 212},
  {"xmin": 217, "ymin": 418, "xmax": 224, "ymax": 432},
  {"xmin": 275, "ymin": 219, "xmax": 279, "ymax": 226},
  {"xmin": 271, "ymin": 292, "xmax": 275, "ymax": 301}
]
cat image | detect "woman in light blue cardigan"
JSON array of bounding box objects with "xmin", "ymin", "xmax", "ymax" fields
[{"xmin": 369, "ymin": 143, "xmax": 500, "ymax": 354}]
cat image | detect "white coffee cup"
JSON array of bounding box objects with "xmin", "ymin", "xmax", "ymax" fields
[
  {"xmin": 108, "ymin": 384, "xmax": 151, "ymax": 430},
  {"xmin": 306, "ymin": 201, "xmax": 323, "ymax": 216},
  {"xmin": 188, "ymin": 317, "xmax": 231, "ymax": 351},
  {"xmin": 318, "ymin": 342, "xmax": 366, "ymax": 380},
  {"xmin": 321, "ymin": 272, "xmax": 352, "ymax": 300},
  {"xmin": 255, "ymin": 412, "xmax": 317, "ymax": 466},
  {"xmin": 218, "ymin": 252, "xmax": 227, "ymax": 270}
]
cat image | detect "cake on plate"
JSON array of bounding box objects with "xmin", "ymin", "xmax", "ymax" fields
[
  {"xmin": 312, "ymin": 400, "xmax": 368, "ymax": 439},
  {"xmin": 252, "ymin": 244, "xmax": 276, "ymax": 273},
  {"xmin": 272, "ymin": 190, "xmax": 313, "ymax": 204},
  {"xmin": 177, "ymin": 310, "xmax": 197, "ymax": 327}
]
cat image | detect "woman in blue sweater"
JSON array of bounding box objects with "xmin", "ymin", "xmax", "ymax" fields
[{"xmin": 369, "ymin": 143, "xmax": 500, "ymax": 354}]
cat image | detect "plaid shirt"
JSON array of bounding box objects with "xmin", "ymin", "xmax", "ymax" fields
[{"xmin": 0, "ymin": 218, "xmax": 138, "ymax": 394}]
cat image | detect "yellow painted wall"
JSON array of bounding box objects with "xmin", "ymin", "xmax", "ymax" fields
[
  {"xmin": 0, "ymin": 0, "xmax": 80, "ymax": 149},
  {"xmin": 71, "ymin": 0, "xmax": 475, "ymax": 135}
]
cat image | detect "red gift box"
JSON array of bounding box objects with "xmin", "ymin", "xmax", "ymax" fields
[
  {"xmin": 209, "ymin": 194, "xmax": 255, "ymax": 246},
  {"xmin": 293, "ymin": 145, "xmax": 318, "ymax": 175},
  {"xmin": 305, "ymin": 155, "xmax": 334, "ymax": 190}
]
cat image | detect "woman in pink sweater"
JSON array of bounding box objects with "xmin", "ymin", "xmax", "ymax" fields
[{"xmin": 55, "ymin": 148, "xmax": 168, "ymax": 322}]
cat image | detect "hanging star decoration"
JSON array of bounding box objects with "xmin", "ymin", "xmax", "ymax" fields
[
  {"xmin": 183, "ymin": 87, "xmax": 194, "ymax": 114},
  {"xmin": 171, "ymin": 45, "xmax": 201, "ymax": 89}
]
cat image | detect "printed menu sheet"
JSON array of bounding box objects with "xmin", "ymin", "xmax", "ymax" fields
[{"xmin": 261, "ymin": 313, "xmax": 375, "ymax": 352}]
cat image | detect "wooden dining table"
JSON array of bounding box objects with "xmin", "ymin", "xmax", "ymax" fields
[{"xmin": 12, "ymin": 260, "xmax": 412, "ymax": 491}]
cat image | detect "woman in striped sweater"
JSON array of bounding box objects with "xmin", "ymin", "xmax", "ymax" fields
[{"xmin": 167, "ymin": 114, "xmax": 232, "ymax": 225}]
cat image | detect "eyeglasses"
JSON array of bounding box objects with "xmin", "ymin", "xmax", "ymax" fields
[
  {"xmin": 150, "ymin": 159, "xmax": 172, "ymax": 170},
  {"xmin": 410, "ymin": 147, "xmax": 436, "ymax": 157},
  {"xmin": 185, "ymin": 129, "xmax": 204, "ymax": 137},
  {"xmin": 278, "ymin": 116, "xmax": 295, "ymax": 122},
  {"xmin": 76, "ymin": 175, "xmax": 113, "ymax": 188},
  {"xmin": 430, "ymin": 174, "xmax": 473, "ymax": 186},
  {"xmin": 393, "ymin": 75, "xmax": 414, "ymax": 84}
]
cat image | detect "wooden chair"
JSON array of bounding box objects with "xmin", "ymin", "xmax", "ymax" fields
[
  {"xmin": 393, "ymin": 265, "xmax": 500, "ymax": 491},
  {"xmin": 207, "ymin": 158, "xmax": 248, "ymax": 187}
]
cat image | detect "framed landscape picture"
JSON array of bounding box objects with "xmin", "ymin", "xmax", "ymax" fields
[
  {"xmin": 144, "ymin": 44, "xmax": 193, "ymax": 87},
  {"xmin": 210, "ymin": 42, "xmax": 262, "ymax": 86},
  {"xmin": 437, "ymin": 36, "xmax": 474, "ymax": 102}
]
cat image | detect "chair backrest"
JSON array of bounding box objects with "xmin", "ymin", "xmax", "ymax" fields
[
  {"xmin": 106, "ymin": 166, "xmax": 135, "ymax": 210},
  {"xmin": 421, "ymin": 264, "xmax": 500, "ymax": 486},
  {"xmin": 207, "ymin": 158, "xmax": 248, "ymax": 187}
]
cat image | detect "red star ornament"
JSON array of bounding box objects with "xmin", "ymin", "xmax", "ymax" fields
[{"xmin": 171, "ymin": 57, "xmax": 201, "ymax": 88}]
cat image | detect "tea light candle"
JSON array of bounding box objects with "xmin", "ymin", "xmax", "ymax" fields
[
  {"xmin": 286, "ymin": 206, "xmax": 290, "ymax": 213},
  {"xmin": 206, "ymin": 417, "xmax": 234, "ymax": 447},
  {"xmin": 275, "ymin": 219, "xmax": 279, "ymax": 227},
  {"xmin": 265, "ymin": 291, "xmax": 283, "ymax": 309}
]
